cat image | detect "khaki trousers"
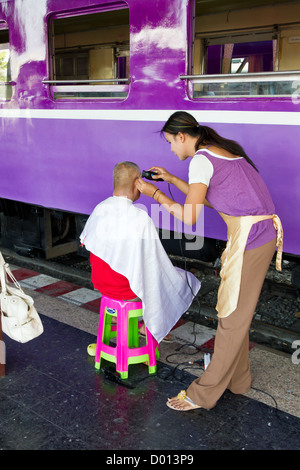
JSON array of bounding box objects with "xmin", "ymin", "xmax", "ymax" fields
[{"xmin": 187, "ymin": 237, "xmax": 276, "ymax": 409}]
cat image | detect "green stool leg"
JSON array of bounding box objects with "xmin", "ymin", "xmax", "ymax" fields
[
  {"xmin": 128, "ymin": 317, "xmax": 139, "ymax": 347},
  {"xmin": 119, "ymin": 371, "xmax": 128, "ymax": 379},
  {"xmin": 148, "ymin": 365, "xmax": 157, "ymax": 374}
]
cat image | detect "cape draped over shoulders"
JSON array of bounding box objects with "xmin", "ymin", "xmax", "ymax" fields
[{"xmin": 80, "ymin": 196, "xmax": 201, "ymax": 343}]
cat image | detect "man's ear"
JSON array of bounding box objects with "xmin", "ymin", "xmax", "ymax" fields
[{"xmin": 134, "ymin": 177, "xmax": 141, "ymax": 193}]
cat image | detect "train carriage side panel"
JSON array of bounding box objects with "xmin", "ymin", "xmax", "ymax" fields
[{"xmin": 0, "ymin": 0, "xmax": 298, "ymax": 257}]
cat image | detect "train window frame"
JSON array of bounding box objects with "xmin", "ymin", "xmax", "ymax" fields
[
  {"xmin": 184, "ymin": 2, "xmax": 300, "ymax": 100},
  {"xmin": 0, "ymin": 23, "xmax": 12, "ymax": 101},
  {"xmin": 45, "ymin": 2, "xmax": 130, "ymax": 101}
]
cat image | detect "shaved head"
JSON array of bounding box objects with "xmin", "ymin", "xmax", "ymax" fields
[{"xmin": 113, "ymin": 161, "xmax": 141, "ymax": 189}]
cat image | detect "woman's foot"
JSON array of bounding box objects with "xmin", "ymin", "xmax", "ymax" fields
[{"xmin": 166, "ymin": 390, "xmax": 201, "ymax": 411}]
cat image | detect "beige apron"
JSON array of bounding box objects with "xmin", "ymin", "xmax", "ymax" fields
[{"xmin": 216, "ymin": 213, "xmax": 283, "ymax": 318}]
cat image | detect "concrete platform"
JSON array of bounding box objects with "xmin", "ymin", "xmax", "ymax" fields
[{"xmin": 0, "ymin": 264, "xmax": 299, "ymax": 451}]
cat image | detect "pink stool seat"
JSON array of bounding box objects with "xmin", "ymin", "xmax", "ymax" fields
[{"xmin": 95, "ymin": 295, "xmax": 159, "ymax": 379}]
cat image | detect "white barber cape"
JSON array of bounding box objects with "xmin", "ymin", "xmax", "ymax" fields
[{"xmin": 80, "ymin": 196, "xmax": 201, "ymax": 343}]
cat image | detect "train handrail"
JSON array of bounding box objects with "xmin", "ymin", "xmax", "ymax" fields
[
  {"xmin": 180, "ymin": 71, "xmax": 300, "ymax": 83},
  {"xmin": 42, "ymin": 78, "xmax": 130, "ymax": 84}
]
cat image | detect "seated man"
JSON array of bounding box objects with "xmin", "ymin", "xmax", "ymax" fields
[{"xmin": 80, "ymin": 161, "xmax": 201, "ymax": 344}]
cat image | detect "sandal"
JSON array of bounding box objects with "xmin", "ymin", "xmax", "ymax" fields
[
  {"xmin": 166, "ymin": 390, "xmax": 202, "ymax": 411},
  {"xmin": 161, "ymin": 333, "xmax": 175, "ymax": 343}
]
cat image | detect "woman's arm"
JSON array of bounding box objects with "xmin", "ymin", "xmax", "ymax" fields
[
  {"xmin": 136, "ymin": 178, "xmax": 208, "ymax": 225},
  {"xmin": 150, "ymin": 166, "xmax": 211, "ymax": 205},
  {"xmin": 170, "ymin": 175, "xmax": 189, "ymax": 195},
  {"xmin": 150, "ymin": 166, "xmax": 189, "ymax": 195}
]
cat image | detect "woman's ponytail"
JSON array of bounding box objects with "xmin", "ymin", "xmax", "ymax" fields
[{"xmin": 161, "ymin": 111, "xmax": 258, "ymax": 172}]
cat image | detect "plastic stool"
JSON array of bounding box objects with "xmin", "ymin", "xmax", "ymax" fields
[{"xmin": 95, "ymin": 295, "xmax": 160, "ymax": 379}]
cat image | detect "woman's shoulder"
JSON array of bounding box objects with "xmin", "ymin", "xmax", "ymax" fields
[
  {"xmin": 190, "ymin": 152, "xmax": 213, "ymax": 168},
  {"xmin": 189, "ymin": 153, "xmax": 214, "ymax": 186}
]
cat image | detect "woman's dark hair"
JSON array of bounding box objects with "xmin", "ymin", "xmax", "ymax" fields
[{"xmin": 161, "ymin": 111, "xmax": 258, "ymax": 171}]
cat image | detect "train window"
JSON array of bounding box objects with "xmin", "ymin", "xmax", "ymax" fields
[
  {"xmin": 47, "ymin": 4, "xmax": 130, "ymax": 100},
  {"xmin": 184, "ymin": 1, "xmax": 300, "ymax": 99},
  {"xmin": 0, "ymin": 26, "xmax": 11, "ymax": 100}
]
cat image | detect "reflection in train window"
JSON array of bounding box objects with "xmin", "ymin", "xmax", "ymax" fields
[
  {"xmin": 49, "ymin": 4, "xmax": 130, "ymax": 100},
  {"xmin": 0, "ymin": 26, "xmax": 11, "ymax": 100},
  {"xmin": 187, "ymin": 1, "xmax": 300, "ymax": 99}
]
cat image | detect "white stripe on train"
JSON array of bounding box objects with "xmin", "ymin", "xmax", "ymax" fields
[{"xmin": 0, "ymin": 108, "xmax": 299, "ymax": 125}]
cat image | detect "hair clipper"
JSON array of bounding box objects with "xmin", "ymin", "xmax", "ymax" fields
[{"xmin": 142, "ymin": 170, "xmax": 164, "ymax": 182}]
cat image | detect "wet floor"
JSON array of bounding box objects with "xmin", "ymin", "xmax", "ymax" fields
[{"xmin": 0, "ymin": 264, "xmax": 299, "ymax": 451}]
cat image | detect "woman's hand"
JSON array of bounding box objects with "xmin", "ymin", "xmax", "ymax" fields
[
  {"xmin": 149, "ymin": 166, "xmax": 173, "ymax": 183},
  {"xmin": 135, "ymin": 178, "xmax": 158, "ymax": 197},
  {"xmin": 151, "ymin": 166, "xmax": 190, "ymax": 196}
]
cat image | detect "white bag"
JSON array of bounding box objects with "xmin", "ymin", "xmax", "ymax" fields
[{"xmin": 0, "ymin": 252, "xmax": 44, "ymax": 343}]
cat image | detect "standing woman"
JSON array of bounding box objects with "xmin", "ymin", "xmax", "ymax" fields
[{"xmin": 136, "ymin": 111, "xmax": 283, "ymax": 411}]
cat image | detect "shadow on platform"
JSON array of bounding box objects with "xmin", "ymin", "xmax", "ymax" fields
[{"xmin": 0, "ymin": 315, "xmax": 299, "ymax": 451}]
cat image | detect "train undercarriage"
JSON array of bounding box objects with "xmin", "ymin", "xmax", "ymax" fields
[{"xmin": 0, "ymin": 198, "xmax": 219, "ymax": 263}]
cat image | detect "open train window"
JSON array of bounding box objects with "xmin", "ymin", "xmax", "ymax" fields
[
  {"xmin": 0, "ymin": 25, "xmax": 11, "ymax": 101},
  {"xmin": 203, "ymin": 36, "xmax": 276, "ymax": 76},
  {"xmin": 46, "ymin": 3, "xmax": 130, "ymax": 100},
  {"xmin": 184, "ymin": 0, "xmax": 300, "ymax": 99}
]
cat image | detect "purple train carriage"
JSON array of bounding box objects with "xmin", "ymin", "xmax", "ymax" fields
[{"xmin": 0, "ymin": 0, "xmax": 299, "ymax": 265}]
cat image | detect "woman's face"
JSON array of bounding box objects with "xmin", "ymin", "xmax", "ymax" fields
[{"xmin": 164, "ymin": 132, "xmax": 190, "ymax": 161}]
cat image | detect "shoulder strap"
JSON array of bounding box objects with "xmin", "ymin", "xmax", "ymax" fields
[
  {"xmin": 0, "ymin": 251, "xmax": 24, "ymax": 294},
  {"xmin": 0, "ymin": 251, "xmax": 5, "ymax": 266},
  {"xmin": 0, "ymin": 256, "xmax": 7, "ymax": 294}
]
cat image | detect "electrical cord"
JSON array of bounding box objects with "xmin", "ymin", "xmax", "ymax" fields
[
  {"xmin": 250, "ymin": 386, "xmax": 300, "ymax": 433},
  {"xmin": 167, "ymin": 182, "xmax": 200, "ymax": 313},
  {"xmin": 156, "ymin": 182, "xmax": 210, "ymax": 378}
]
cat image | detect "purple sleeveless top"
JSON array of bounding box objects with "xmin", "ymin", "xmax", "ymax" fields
[{"xmin": 191, "ymin": 150, "xmax": 276, "ymax": 250}]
